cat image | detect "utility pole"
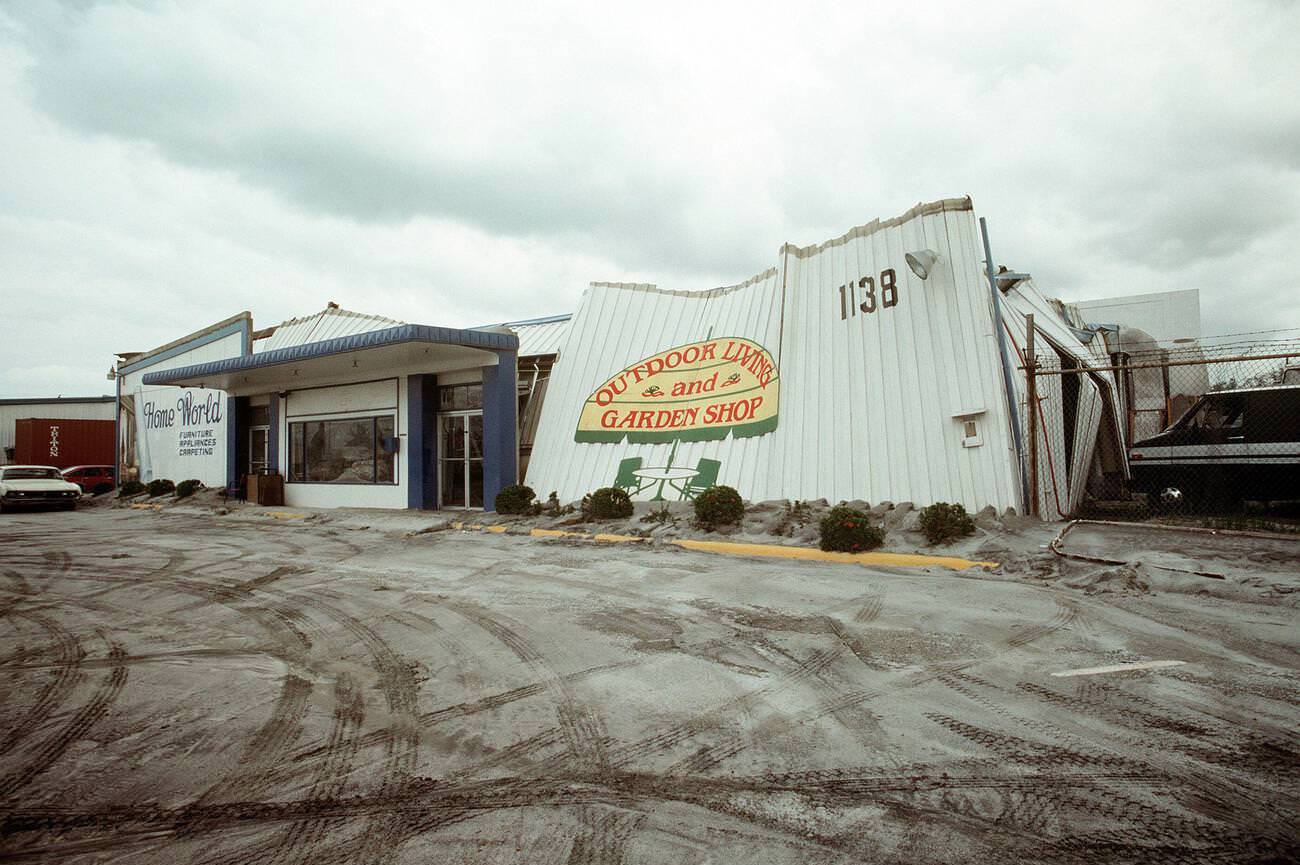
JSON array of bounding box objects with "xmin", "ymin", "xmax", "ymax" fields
[{"xmin": 1025, "ymin": 313, "xmax": 1039, "ymax": 518}]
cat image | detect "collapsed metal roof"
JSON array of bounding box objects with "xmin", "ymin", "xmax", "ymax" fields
[{"xmin": 527, "ymin": 198, "xmax": 1026, "ymax": 512}]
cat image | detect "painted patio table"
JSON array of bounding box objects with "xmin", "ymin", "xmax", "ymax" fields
[{"xmin": 632, "ymin": 467, "xmax": 698, "ymax": 502}]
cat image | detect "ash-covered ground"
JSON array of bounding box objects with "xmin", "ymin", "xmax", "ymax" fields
[{"xmin": 0, "ymin": 505, "xmax": 1296, "ymax": 864}]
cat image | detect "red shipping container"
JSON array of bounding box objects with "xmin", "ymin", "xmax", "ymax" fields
[{"xmin": 14, "ymin": 418, "xmax": 115, "ymax": 469}]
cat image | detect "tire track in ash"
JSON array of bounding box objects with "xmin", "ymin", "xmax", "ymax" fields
[
  {"xmin": 921, "ymin": 712, "xmax": 1272, "ymax": 858},
  {"xmin": 0, "ymin": 630, "xmax": 128, "ymax": 801},
  {"xmin": 197, "ymin": 674, "xmax": 315, "ymax": 806},
  {"xmin": 565, "ymin": 805, "xmax": 647, "ymax": 865},
  {"xmin": 288, "ymin": 661, "xmax": 635, "ymax": 769},
  {"xmin": 252, "ymin": 585, "xmax": 421, "ymax": 865},
  {"xmin": 80, "ymin": 562, "xmax": 322, "ymax": 811},
  {"xmin": 930, "ymin": 671, "xmax": 1147, "ymax": 835},
  {"xmin": 439, "ymin": 599, "xmax": 611, "ymax": 774},
  {"xmin": 256, "ymin": 673, "xmax": 366, "ymax": 865},
  {"xmin": 192, "ymin": 579, "xmax": 378, "ymax": 865},
  {"xmin": 1004, "ymin": 597, "xmax": 1079, "ymax": 649},
  {"xmin": 643, "ymin": 594, "xmax": 887, "ymax": 777},
  {"xmin": 1016, "ymin": 678, "xmax": 1300, "ymax": 817},
  {"xmin": 0, "ymin": 610, "xmax": 85, "ymax": 757}
]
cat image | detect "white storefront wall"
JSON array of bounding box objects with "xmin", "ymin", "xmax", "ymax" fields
[{"xmin": 278, "ymin": 378, "xmax": 409, "ymax": 509}]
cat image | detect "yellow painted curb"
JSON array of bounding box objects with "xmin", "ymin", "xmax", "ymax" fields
[
  {"xmin": 129, "ymin": 503, "xmax": 163, "ymax": 511},
  {"xmin": 451, "ymin": 521, "xmax": 996, "ymax": 571},
  {"xmin": 529, "ymin": 528, "xmax": 590, "ymax": 539},
  {"xmin": 669, "ymin": 538, "xmax": 998, "ymax": 571},
  {"xmin": 453, "ymin": 522, "xmax": 507, "ymax": 533},
  {"xmin": 592, "ymin": 533, "xmax": 648, "ymax": 544}
]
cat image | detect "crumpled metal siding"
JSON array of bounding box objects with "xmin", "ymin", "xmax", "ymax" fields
[
  {"xmin": 254, "ymin": 307, "xmax": 405, "ymax": 353},
  {"xmin": 999, "ymin": 280, "xmax": 1125, "ymax": 517},
  {"xmin": 507, "ymin": 317, "xmax": 570, "ymax": 358},
  {"xmin": 527, "ymin": 199, "xmax": 1024, "ymax": 512}
]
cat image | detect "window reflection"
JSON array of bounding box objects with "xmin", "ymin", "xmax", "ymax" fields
[{"xmin": 288, "ymin": 415, "xmax": 396, "ymax": 484}]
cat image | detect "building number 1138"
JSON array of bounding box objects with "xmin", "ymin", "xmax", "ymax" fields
[{"xmin": 837, "ymin": 268, "xmax": 899, "ymax": 320}]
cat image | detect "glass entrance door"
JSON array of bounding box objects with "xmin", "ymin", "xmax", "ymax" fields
[
  {"xmin": 439, "ymin": 412, "xmax": 484, "ymax": 508},
  {"xmin": 249, "ymin": 427, "xmax": 269, "ymax": 474}
]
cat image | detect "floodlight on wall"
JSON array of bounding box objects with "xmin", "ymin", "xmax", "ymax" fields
[{"xmin": 905, "ymin": 249, "xmax": 939, "ymax": 280}]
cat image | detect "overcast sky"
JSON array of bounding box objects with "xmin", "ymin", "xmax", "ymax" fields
[{"xmin": 2, "ymin": 1, "xmax": 1297, "ymax": 397}]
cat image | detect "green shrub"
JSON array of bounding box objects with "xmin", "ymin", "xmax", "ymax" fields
[
  {"xmin": 918, "ymin": 502, "xmax": 976, "ymax": 545},
  {"xmin": 146, "ymin": 479, "xmax": 175, "ymax": 497},
  {"xmin": 176, "ymin": 479, "xmax": 204, "ymax": 499},
  {"xmin": 693, "ymin": 485, "xmax": 744, "ymax": 528},
  {"xmin": 581, "ymin": 487, "xmax": 633, "ymax": 520},
  {"xmin": 818, "ymin": 505, "xmax": 885, "ymax": 553},
  {"xmin": 494, "ymin": 484, "xmax": 536, "ymax": 515},
  {"xmin": 118, "ymin": 480, "xmax": 145, "ymax": 498}
]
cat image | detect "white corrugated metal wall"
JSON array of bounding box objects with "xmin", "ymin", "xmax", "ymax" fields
[{"xmin": 527, "ymin": 198, "xmax": 1024, "ymax": 513}]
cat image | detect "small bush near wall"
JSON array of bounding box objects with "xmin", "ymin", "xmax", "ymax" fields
[
  {"xmin": 818, "ymin": 505, "xmax": 885, "ymax": 553},
  {"xmin": 176, "ymin": 479, "xmax": 204, "ymax": 499},
  {"xmin": 581, "ymin": 487, "xmax": 633, "ymax": 520},
  {"xmin": 918, "ymin": 502, "xmax": 976, "ymax": 545},
  {"xmin": 147, "ymin": 479, "xmax": 175, "ymax": 498},
  {"xmin": 118, "ymin": 480, "xmax": 145, "ymax": 498},
  {"xmin": 694, "ymin": 485, "xmax": 744, "ymax": 529},
  {"xmin": 495, "ymin": 484, "xmax": 537, "ymax": 515},
  {"xmin": 542, "ymin": 491, "xmax": 574, "ymax": 517}
]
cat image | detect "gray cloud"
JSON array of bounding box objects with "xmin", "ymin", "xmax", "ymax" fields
[{"xmin": 1, "ymin": 0, "xmax": 1298, "ymax": 397}]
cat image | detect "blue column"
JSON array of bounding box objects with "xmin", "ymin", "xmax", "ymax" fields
[
  {"xmin": 406, "ymin": 374, "xmax": 439, "ymax": 509},
  {"xmin": 267, "ymin": 394, "xmax": 280, "ymax": 474},
  {"xmin": 481, "ymin": 351, "xmax": 518, "ymax": 512},
  {"xmin": 225, "ymin": 396, "xmax": 239, "ymax": 490}
]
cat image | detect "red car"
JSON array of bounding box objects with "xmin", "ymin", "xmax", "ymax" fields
[{"xmin": 62, "ymin": 465, "xmax": 116, "ymax": 495}]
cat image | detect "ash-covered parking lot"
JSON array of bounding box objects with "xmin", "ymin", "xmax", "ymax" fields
[{"xmin": 1, "ymin": 508, "xmax": 1297, "ymax": 864}]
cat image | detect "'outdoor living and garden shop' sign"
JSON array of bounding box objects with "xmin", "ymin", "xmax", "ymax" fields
[{"xmin": 575, "ymin": 337, "xmax": 779, "ymax": 443}]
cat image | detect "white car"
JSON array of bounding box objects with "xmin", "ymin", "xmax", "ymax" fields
[{"xmin": 0, "ymin": 465, "xmax": 82, "ymax": 512}]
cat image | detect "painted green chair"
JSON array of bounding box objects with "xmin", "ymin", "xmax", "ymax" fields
[
  {"xmin": 678, "ymin": 458, "xmax": 721, "ymax": 500},
  {"xmin": 613, "ymin": 457, "xmax": 644, "ymax": 493}
]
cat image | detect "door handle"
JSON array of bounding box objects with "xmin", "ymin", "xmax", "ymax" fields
[{"xmin": 1227, "ymin": 436, "xmax": 1245, "ymax": 441}]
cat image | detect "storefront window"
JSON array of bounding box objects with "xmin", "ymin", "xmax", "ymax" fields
[
  {"xmin": 288, "ymin": 415, "xmax": 397, "ymax": 484},
  {"xmin": 439, "ymin": 384, "xmax": 483, "ymax": 411}
]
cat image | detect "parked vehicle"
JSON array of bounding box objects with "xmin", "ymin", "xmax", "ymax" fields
[
  {"xmin": 62, "ymin": 465, "xmax": 116, "ymax": 495},
  {"xmin": 0, "ymin": 465, "xmax": 82, "ymax": 512},
  {"xmin": 1129, "ymin": 385, "xmax": 1300, "ymax": 510}
]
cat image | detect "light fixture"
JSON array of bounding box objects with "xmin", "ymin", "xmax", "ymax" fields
[{"xmin": 905, "ymin": 249, "xmax": 939, "ymax": 280}]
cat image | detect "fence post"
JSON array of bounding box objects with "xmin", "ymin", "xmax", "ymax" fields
[{"xmin": 1026, "ymin": 313, "xmax": 1039, "ymax": 518}]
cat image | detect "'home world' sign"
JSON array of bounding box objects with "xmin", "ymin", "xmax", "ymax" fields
[{"xmin": 576, "ymin": 337, "xmax": 780, "ymax": 443}]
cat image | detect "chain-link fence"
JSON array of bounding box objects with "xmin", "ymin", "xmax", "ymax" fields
[{"xmin": 1022, "ymin": 328, "xmax": 1300, "ymax": 531}]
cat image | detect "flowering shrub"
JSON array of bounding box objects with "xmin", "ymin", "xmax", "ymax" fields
[{"xmin": 818, "ymin": 505, "xmax": 884, "ymax": 552}]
